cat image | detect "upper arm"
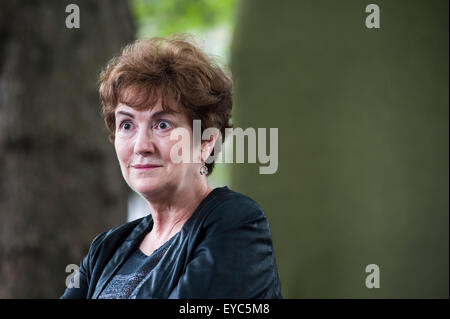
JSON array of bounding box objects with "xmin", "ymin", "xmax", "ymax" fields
[{"xmin": 168, "ymin": 201, "xmax": 282, "ymax": 298}]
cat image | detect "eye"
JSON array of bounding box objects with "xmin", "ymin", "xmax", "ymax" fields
[
  {"xmin": 119, "ymin": 120, "xmax": 134, "ymax": 131},
  {"xmin": 155, "ymin": 120, "xmax": 171, "ymax": 130}
]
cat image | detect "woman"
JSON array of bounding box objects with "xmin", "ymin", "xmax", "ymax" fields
[{"xmin": 61, "ymin": 35, "xmax": 282, "ymax": 299}]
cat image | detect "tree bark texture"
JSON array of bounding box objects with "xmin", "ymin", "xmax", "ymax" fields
[{"xmin": 0, "ymin": 0, "xmax": 135, "ymax": 298}]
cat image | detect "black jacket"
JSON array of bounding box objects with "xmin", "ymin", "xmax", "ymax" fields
[{"xmin": 61, "ymin": 186, "xmax": 282, "ymax": 298}]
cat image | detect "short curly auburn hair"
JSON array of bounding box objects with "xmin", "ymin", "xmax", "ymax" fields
[{"xmin": 98, "ymin": 34, "xmax": 233, "ymax": 175}]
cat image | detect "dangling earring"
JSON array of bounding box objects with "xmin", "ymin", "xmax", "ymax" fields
[{"xmin": 200, "ymin": 162, "xmax": 208, "ymax": 175}]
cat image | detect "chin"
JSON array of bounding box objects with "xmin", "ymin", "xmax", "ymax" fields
[{"xmin": 131, "ymin": 180, "xmax": 166, "ymax": 196}]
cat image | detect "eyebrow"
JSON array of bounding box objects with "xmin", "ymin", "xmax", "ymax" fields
[{"xmin": 116, "ymin": 109, "xmax": 177, "ymax": 120}]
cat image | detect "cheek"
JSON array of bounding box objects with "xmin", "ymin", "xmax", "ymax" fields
[
  {"xmin": 160, "ymin": 140, "xmax": 189, "ymax": 172},
  {"xmin": 160, "ymin": 138, "xmax": 181, "ymax": 162},
  {"xmin": 115, "ymin": 140, "xmax": 131, "ymax": 165},
  {"xmin": 163, "ymin": 133, "xmax": 199, "ymax": 163}
]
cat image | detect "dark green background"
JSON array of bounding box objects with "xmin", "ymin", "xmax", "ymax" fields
[{"xmin": 231, "ymin": 0, "xmax": 448, "ymax": 298}]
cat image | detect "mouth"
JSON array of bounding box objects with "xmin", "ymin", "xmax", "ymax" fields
[{"xmin": 131, "ymin": 164, "xmax": 163, "ymax": 171}]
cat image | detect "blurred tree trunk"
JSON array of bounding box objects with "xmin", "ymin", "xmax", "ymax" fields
[{"xmin": 0, "ymin": 0, "xmax": 135, "ymax": 298}]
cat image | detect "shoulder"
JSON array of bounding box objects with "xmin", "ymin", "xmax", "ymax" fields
[{"xmin": 202, "ymin": 187, "xmax": 269, "ymax": 232}]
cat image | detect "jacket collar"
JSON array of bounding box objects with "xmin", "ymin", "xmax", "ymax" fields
[
  {"xmin": 91, "ymin": 186, "xmax": 229, "ymax": 298},
  {"xmin": 92, "ymin": 214, "xmax": 153, "ymax": 298}
]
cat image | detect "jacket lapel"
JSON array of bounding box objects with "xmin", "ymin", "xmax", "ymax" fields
[{"xmin": 91, "ymin": 215, "xmax": 153, "ymax": 299}]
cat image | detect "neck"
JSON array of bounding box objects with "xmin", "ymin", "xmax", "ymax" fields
[{"xmin": 143, "ymin": 178, "xmax": 212, "ymax": 240}]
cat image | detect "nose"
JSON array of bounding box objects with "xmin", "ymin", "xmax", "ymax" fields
[{"xmin": 133, "ymin": 126, "xmax": 156, "ymax": 156}]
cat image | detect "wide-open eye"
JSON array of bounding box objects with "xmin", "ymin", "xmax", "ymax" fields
[
  {"xmin": 119, "ymin": 120, "xmax": 134, "ymax": 131},
  {"xmin": 155, "ymin": 120, "xmax": 171, "ymax": 130}
]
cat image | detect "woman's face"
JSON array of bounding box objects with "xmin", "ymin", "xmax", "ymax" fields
[{"xmin": 114, "ymin": 100, "xmax": 200, "ymax": 198}]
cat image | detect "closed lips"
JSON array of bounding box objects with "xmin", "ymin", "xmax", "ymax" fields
[{"xmin": 132, "ymin": 164, "xmax": 162, "ymax": 168}]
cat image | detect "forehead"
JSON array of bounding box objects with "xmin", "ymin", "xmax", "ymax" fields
[
  {"xmin": 115, "ymin": 91, "xmax": 182, "ymax": 115},
  {"xmin": 115, "ymin": 101, "xmax": 165, "ymax": 114},
  {"xmin": 114, "ymin": 86, "xmax": 190, "ymax": 122}
]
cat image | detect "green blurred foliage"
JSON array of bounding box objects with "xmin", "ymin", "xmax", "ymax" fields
[{"xmin": 131, "ymin": 0, "xmax": 237, "ymax": 38}]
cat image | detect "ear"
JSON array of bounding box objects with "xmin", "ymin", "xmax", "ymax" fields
[{"xmin": 201, "ymin": 129, "xmax": 220, "ymax": 163}]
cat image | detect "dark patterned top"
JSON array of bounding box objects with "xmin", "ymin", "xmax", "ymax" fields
[{"xmin": 98, "ymin": 235, "xmax": 177, "ymax": 299}]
